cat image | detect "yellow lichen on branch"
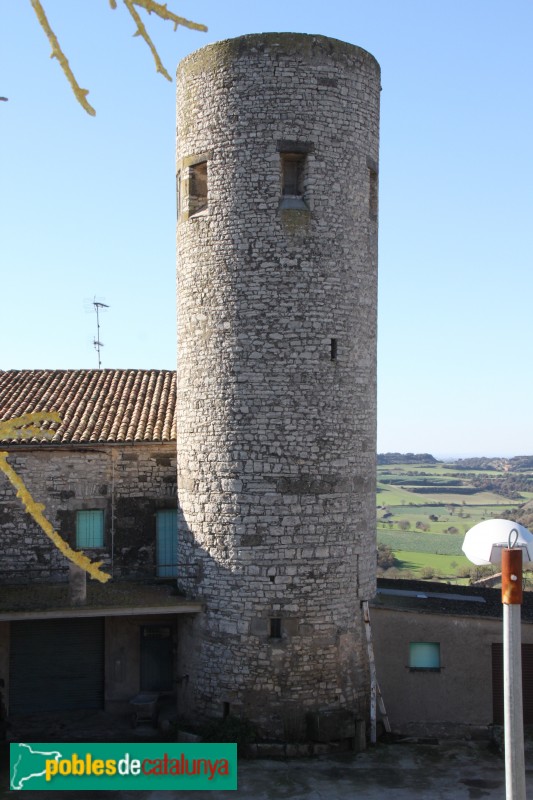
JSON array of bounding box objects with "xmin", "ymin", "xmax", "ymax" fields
[
  {"xmin": 120, "ymin": 0, "xmax": 208, "ymax": 33},
  {"xmin": 121, "ymin": 0, "xmax": 208, "ymax": 82},
  {"xmin": 0, "ymin": 412, "xmax": 110, "ymax": 583},
  {"xmin": 30, "ymin": 0, "xmax": 96, "ymax": 116},
  {"xmin": 30, "ymin": 0, "xmax": 207, "ymax": 115},
  {"xmin": 123, "ymin": 0, "xmax": 172, "ymax": 81}
]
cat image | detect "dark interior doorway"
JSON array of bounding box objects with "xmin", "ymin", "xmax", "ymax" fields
[{"xmin": 140, "ymin": 624, "xmax": 173, "ymax": 692}]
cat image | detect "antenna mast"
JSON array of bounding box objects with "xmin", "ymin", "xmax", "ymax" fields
[{"xmin": 93, "ymin": 298, "xmax": 109, "ymax": 369}]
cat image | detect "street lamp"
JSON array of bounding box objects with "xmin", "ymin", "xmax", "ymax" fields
[{"xmin": 462, "ymin": 518, "xmax": 533, "ymax": 800}]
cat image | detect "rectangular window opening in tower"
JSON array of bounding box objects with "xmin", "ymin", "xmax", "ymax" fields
[
  {"xmin": 277, "ymin": 140, "xmax": 314, "ymax": 211},
  {"xmin": 281, "ymin": 153, "xmax": 305, "ymax": 197},
  {"xmin": 176, "ymin": 171, "xmax": 181, "ymax": 219},
  {"xmin": 189, "ymin": 161, "xmax": 208, "ymax": 216}
]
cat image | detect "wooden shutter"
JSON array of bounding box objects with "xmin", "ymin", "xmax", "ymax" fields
[
  {"xmin": 76, "ymin": 510, "xmax": 104, "ymax": 548},
  {"xmin": 156, "ymin": 509, "xmax": 178, "ymax": 577}
]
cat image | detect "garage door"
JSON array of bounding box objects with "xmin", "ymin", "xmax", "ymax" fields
[
  {"xmin": 492, "ymin": 643, "xmax": 533, "ymax": 725},
  {"xmin": 9, "ymin": 618, "xmax": 104, "ymax": 714}
]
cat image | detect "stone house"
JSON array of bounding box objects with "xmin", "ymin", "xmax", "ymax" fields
[{"xmin": 0, "ymin": 368, "xmax": 201, "ymax": 723}]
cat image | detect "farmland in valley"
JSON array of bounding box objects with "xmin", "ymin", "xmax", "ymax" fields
[{"xmin": 376, "ymin": 454, "xmax": 533, "ymax": 583}]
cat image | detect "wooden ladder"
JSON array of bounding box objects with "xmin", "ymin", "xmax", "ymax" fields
[{"xmin": 362, "ymin": 600, "xmax": 391, "ymax": 744}]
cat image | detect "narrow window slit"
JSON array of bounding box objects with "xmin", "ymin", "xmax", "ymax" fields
[
  {"xmin": 330, "ymin": 338, "xmax": 338, "ymax": 361},
  {"xmin": 369, "ymin": 167, "xmax": 378, "ymax": 218},
  {"xmin": 269, "ymin": 618, "xmax": 282, "ymax": 639}
]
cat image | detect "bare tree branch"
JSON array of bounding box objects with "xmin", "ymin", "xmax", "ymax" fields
[
  {"xmin": 30, "ymin": 0, "xmax": 207, "ymax": 115},
  {"xmin": 124, "ymin": 0, "xmax": 172, "ymax": 81},
  {"xmin": 30, "ymin": 0, "xmax": 96, "ymax": 115}
]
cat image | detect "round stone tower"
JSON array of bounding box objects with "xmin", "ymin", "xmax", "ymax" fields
[{"xmin": 176, "ymin": 33, "xmax": 380, "ymax": 741}]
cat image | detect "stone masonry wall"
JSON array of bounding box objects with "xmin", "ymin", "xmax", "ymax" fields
[
  {"xmin": 176, "ymin": 33, "xmax": 380, "ymax": 739},
  {"xmin": 0, "ymin": 443, "xmax": 177, "ymax": 583}
]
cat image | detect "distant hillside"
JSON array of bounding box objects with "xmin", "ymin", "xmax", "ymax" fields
[
  {"xmin": 377, "ymin": 453, "xmax": 533, "ymax": 470},
  {"xmin": 501, "ymin": 499, "xmax": 533, "ymax": 531},
  {"xmin": 377, "ymin": 452, "xmax": 439, "ymax": 465},
  {"xmin": 450, "ymin": 456, "xmax": 533, "ymax": 472}
]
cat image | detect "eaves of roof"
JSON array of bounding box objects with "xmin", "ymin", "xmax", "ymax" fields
[{"xmin": 0, "ymin": 369, "xmax": 177, "ymax": 445}]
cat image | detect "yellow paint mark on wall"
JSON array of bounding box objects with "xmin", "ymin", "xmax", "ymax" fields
[{"xmin": 0, "ymin": 413, "xmax": 111, "ymax": 583}]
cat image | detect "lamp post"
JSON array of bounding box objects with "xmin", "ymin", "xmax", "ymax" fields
[{"xmin": 463, "ymin": 519, "xmax": 533, "ymax": 800}]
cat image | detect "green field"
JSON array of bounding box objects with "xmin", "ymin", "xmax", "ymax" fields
[
  {"xmin": 376, "ymin": 458, "xmax": 533, "ymax": 583},
  {"xmin": 377, "ymin": 530, "xmax": 464, "ymax": 556},
  {"xmin": 394, "ymin": 550, "xmax": 470, "ymax": 578}
]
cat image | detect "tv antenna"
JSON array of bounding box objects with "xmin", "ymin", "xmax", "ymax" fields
[{"xmin": 92, "ymin": 297, "xmax": 109, "ymax": 369}]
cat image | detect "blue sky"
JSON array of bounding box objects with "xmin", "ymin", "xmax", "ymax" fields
[{"xmin": 2, "ymin": 1, "xmax": 532, "ymax": 458}]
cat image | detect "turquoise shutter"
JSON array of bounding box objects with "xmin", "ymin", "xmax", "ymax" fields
[
  {"xmin": 409, "ymin": 642, "xmax": 441, "ymax": 670},
  {"xmin": 156, "ymin": 509, "xmax": 178, "ymax": 577},
  {"xmin": 76, "ymin": 510, "xmax": 104, "ymax": 548}
]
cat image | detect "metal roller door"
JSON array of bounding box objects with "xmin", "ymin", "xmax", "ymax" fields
[
  {"xmin": 492, "ymin": 642, "xmax": 533, "ymax": 725},
  {"xmin": 9, "ymin": 618, "xmax": 104, "ymax": 714}
]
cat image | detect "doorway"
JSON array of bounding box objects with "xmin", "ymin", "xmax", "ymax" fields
[{"xmin": 140, "ymin": 624, "xmax": 173, "ymax": 692}]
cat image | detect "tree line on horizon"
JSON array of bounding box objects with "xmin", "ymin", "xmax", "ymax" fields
[{"xmin": 378, "ymin": 453, "xmax": 533, "ymax": 471}]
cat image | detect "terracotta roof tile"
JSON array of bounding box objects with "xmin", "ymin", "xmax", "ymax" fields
[{"xmin": 0, "ymin": 370, "xmax": 177, "ymax": 445}]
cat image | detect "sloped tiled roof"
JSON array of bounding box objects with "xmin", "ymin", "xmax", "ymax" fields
[
  {"xmin": 0, "ymin": 370, "xmax": 176, "ymax": 445},
  {"xmin": 374, "ymin": 577, "xmax": 533, "ymax": 622}
]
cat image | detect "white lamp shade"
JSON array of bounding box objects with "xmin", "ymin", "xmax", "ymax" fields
[{"xmin": 462, "ymin": 519, "xmax": 533, "ymax": 567}]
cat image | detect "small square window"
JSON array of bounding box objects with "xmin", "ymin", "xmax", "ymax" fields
[
  {"xmin": 76, "ymin": 510, "xmax": 104, "ymax": 549},
  {"xmin": 409, "ymin": 642, "xmax": 440, "ymax": 671}
]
